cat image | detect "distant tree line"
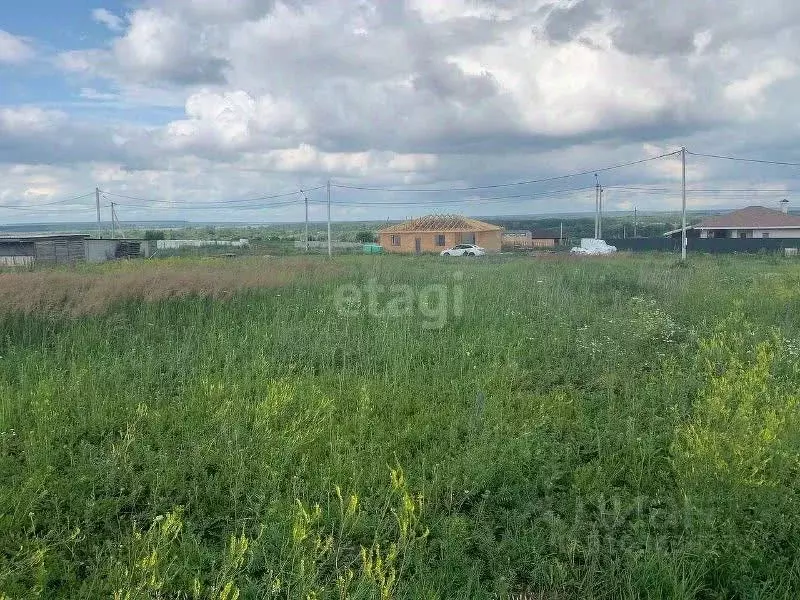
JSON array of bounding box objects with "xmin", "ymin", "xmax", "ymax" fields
[{"xmin": 490, "ymin": 216, "xmax": 702, "ymax": 240}]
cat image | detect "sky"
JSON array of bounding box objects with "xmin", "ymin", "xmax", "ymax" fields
[{"xmin": 1, "ymin": 0, "xmax": 800, "ymax": 224}]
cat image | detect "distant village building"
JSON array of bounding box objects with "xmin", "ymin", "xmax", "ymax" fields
[
  {"xmin": 156, "ymin": 239, "xmax": 249, "ymax": 250},
  {"xmin": 503, "ymin": 229, "xmax": 562, "ymax": 249},
  {"xmin": 666, "ymin": 203, "xmax": 800, "ymax": 239},
  {"xmin": 378, "ymin": 215, "xmax": 503, "ymax": 254}
]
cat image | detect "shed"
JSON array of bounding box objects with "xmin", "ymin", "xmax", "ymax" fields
[
  {"xmin": 502, "ymin": 229, "xmax": 561, "ymax": 249},
  {"xmin": 0, "ymin": 235, "xmax": 152, "ymax": 266}
]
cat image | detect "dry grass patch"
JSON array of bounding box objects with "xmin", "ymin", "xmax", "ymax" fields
[{"xmin": 0, "ymin": 257, "xmax": 342, "ymax": 315}]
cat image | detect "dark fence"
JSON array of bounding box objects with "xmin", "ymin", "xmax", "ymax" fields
[
  {"xmin": 609, "ymin": 238, "xmax": 800, "ymax": 254},
  {"xmin": 609, "ymin": 238, "xmax": 678, "ymax": 252}
]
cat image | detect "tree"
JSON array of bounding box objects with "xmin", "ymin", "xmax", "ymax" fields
[
  {"xmin": 355, "ymin": 231, "xmax": 377, "ymax": 243},
  {"xmin": 144, "ymin": 230, "xmax": 165, "ymax": 240}
]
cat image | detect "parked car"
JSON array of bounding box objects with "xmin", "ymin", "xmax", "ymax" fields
[{"xmin": 441, "ymin": 243, "xmax": 486, "ymax": 257}]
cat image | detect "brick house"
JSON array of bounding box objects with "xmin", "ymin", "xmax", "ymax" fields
[{"xmin": 378, "ymin": 215, "xmax": 503, "ymax": 254}]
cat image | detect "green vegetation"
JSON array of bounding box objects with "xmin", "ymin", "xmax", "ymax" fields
[
  {"xmin": 354, "ymin": 231, "xmax": 378, "ymax": 244},
  {"xmin": 1, "ymin": 254, "xmax": 800, "ymax": 598},
  {"xmin": 112, "ymin": 211, "xmax": 696, "ymax": 246}
]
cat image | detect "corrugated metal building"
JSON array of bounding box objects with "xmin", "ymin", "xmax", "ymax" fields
[{"xmin": 0, "ymin": 235, "xmax": 155, "ymax": 267}]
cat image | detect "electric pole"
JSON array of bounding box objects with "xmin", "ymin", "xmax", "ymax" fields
[
  {"xmin": 633, "ymin": 207, "xmax": 638, "ymax": 238},
  {"xmin": 594, "ymin": 175, "xmax": 599, "ymax": 239},
  {"xmin": 681, "ymin": 147, "xmax": 687, "ymax": 261},
  {"xmin": 301, "ymin": 189, "xmax": 309, "ymax": 252},
  {"xmin": 111, "ymin": 203, "xmax": 126, "ymax": 239},
  {"xmin": 559, "ymin": 221, "xmax": 563, "ymax": 245},
  {"xmin": 327, "ymin": 180, "xmax": 332, "ymax": 258},
  {"xmin": 95, "ymin": 187, "xmax": 101, "ymax": 238},
  {"xmin": 598, "ymin": 184, "xmax": 604, "ymax": 239}
]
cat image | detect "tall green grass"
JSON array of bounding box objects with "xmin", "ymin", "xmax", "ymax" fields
[{"xmin": 1, "ymin": 254, "xmax": 800, "ymax": 598}]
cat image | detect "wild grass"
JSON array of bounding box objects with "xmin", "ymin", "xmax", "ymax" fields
[
  {"xmin": 0, "ymin": 257, "xmax": 342, "ymax": 316},
  {"xmin": 1, "ymin": 253, "xmax": 799, "ymax": 598}
]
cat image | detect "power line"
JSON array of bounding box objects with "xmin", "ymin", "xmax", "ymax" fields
[
  {"xmin": 109, "ymin": 199, "xmax": 300, "ymax": 211},
  {"xmin": 332, "ymin": 151, "xmax": 681, "ymax": 192},
  {"xmin": 7, "ymin": 147, "xmax": 800, "ymax": 221},
  {"xmin": 323, "ymin": 183, "xmax": 796, "ymax": 207},
  {"xmin": 686, "ymin": 150, "xmax": 800, "ymax": 167},
  {"xmin": 0, "ymin": 204, "xmax": 96, "ymax": 213},
  {"xmin": 0, "ymin": 191, "xmax": 96, "ymax": 210},
  {"xmin": 316, "ymin": 185, "xmax": 597, "ymax": 207},
  {"xmin": 101, "ymin": 186, "xmax": 323, "ymax": 205}
]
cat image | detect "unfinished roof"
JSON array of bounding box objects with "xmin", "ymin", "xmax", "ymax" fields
[
  {"xmin": 380, "ymin": 215, "xmax": 502, "ymax": 233},
  {"xmin": 698, "ymin": 206, "xmax": 800, "ymax": 229}
]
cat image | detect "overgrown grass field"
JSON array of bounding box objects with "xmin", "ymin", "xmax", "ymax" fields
[{"xmin": 1, "ymin": 254, "xmax": 799, "ymax": 599}]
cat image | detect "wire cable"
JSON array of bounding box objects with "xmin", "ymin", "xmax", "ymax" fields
[
  {"xmin": 315, "ymin": 185, "xmax": 598, "ymax": 207},
  {"xmin": 332, "ymin": 151, "xmax": 681, "ymax": 192},
  {"xmin": 686, "ymin": 150, "xmax": 800, "ymax": 168},
  {"xmin": 109, "ymin": 199, "xmax": 300, "ymax": 211},
  {"xmin": 101, "ymin": 186, "xmax": 322, "ymax": 205},
  {"xmin": 0, "ymin": 205, "xmax": 96, "ymax": 213},
  {"xmin": 0, "ymin": 191, "xmax": 96, "ymax": 210}
]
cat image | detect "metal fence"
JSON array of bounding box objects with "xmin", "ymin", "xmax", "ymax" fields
[
  {"xmin": 609, "ymin": 238, "xmax": 800, "ymax": 254},
  {"xmin": 293, "ymin": 241, "xmax": 362, "ymax": 250}
]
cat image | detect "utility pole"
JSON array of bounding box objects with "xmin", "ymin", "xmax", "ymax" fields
[
  {"xmin": 594, "ymin": 175, "xmax": 599, "ymax": 239},
  {"xmin": 95, "ymin": 187, "xmax": 101, "ymax": 238},
  {"xmin": 327, "ymin": 180, "xmax": 332, "ymax": 258},
  {"xmin": 598, "ymin": 184, "xmax": 604, "ymax": 239},
  {"xmin": 633, "ymin": 207, "xmax": 638, "ymax": 238},
  {"xmin": 559, "ymin": 221, "xmax": 563, "ymax": 245},
  {"xmin": 111, "ymin": 203, "xmax": 126, "ymax": 239},
  {"xmin": 301, "ymin": 189, "xmax": 309, "ymax": 252},
  {"xmin": 681, "ymin": 147, "xmax": 687, "ymax": 261}
]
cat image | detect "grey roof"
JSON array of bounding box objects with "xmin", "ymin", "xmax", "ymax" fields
[{"xmin": 0, "ymin": 234, "xmax": 89, "ymax": 243}]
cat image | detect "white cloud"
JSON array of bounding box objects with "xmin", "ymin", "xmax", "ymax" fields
[
  {"xmin": 160, "ymin": 90, "xmax": 306, "ymax": 152},
  {"xmin": 0, "ymin": 30, "xmax": 34, "ymax": 64},
  {"xmin": 62, "ymin": 7, "xmax": 229, "ymax": 84},
  {"xmin": 92, "ymin": 8, "xmax": 124, "ymax": 32},
  {"xmin": 3, "ymin": 0, "xmax": 799, "ymax": 222},
  {"xmin": 0, "ymin": 107, "xmax": 66, "ymax": 134},
  {"xmin": 406, "ymin": 0, "xmax": 512, "ymax": 24},
  {"xmin": 724, "ymin": 58, "xmax": 798, "ymax": 114},
  {"xmin": 112, "ymin": 7, "xmax": 229, "ymax": 83},
  {"xmin": 79, "ymin": 87, "xmax": 119, "ymax": 101}
]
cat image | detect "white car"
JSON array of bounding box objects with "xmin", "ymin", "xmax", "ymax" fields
[{"xmin": 441, "ymin": 243, "xmax": 486, "ymax": 257}]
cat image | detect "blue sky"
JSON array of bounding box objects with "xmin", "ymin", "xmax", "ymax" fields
[
  {"xmin": 1, "ymin": 0, "xmax": 800, "ymax": 224},
  {"xmin": 2, "ymin": 0, "xmax": 116, "ymax": 42}
]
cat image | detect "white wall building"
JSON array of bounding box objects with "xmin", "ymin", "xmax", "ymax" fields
[
  {"xmin": 697, "ymin": 204, "xmax": 800, "ymax": 239},
  {"xmin": 666, "ymin": 203, "xmax": 800, "ymax": 239}
]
